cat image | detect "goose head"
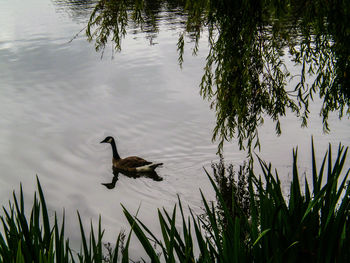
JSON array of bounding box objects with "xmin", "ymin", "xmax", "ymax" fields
[
  {"xmin": 101, "ymin": 136, "xmax": 121, "ymax": 160},
  {"xmin": 100, "ymin": 136, "xmax": 115, "ymax": 144}
]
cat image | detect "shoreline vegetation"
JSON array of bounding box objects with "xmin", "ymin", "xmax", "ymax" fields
[{"xmin": 1, "ymin": 140, "xmax": 349, "ymax": 262}]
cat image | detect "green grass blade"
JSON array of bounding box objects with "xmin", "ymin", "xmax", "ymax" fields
[
  {"xmin": 90, "ymin": 221, "xmax": 97, "ymax": 262},
  {"xmin": 134, "ymin": 217, "xmax": 167, "ymax": 255},
  {"xmin": 77, "ymin": 211, "xmax": 91, "ymax": 263},
  {"xmin": 252, "ymin": 229, "xmax": 271, "ymax": 248},
  {"xmin": 112, "ymin": 232, "xmax": 122, "ymax": 263},
  {"xmin": 36, "ymin": 176, "xmax": 51, "ymax": 246},
  {"xmin": 311, "ymin": 137, "xmax": 319, "ymax": 194},
  {"xmin": 97, "ymin": 216, "xmax": 103, "ymax": 263},
  {"xmin": 122, "ymin": 205, "xmax": 160, "ymax": 263},
  {"xmin": 161, "ymin": 208, "xmax": 187, "ymax": 262},
  {"xmin": 158, "ymin": 210, "xmax": 170, "ymax": 261},
  {"xmin": 15, "ymin": 240, "xmax": 25, "ymax": 263},
  {"xmin": 54, "ymin": 213, "xmax": 62, "ymax": 263},
  {"xmin": 200, "ymin": 189, "xmax": 221, "ymax": 249},
  {"xmin": 189, "ymin": 209, "xmax": 212, "ymax": 261}
]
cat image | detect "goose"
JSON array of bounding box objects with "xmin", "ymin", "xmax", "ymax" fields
[{"xmin": 100, "ymin": 136, "xmax": 163, "ymax": 173}]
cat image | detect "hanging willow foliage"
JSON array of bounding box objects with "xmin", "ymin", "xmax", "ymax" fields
[{"xmin": 86, "ymin": 0, "xmax": 350, "ymax": 153}]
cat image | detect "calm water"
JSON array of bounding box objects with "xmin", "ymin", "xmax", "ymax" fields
[{"xmin": 1, "ymin": 0, "xmax": 349, "ymax": 257}]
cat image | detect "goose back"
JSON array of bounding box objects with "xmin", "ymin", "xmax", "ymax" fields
[{"xmin": 113, "ymin": 156, "xmax": 151, "ymax": 169}]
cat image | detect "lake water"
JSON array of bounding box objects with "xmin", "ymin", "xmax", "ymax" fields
[{"xmin": 1, "ymin": 0, "xmax": 349, "ymax": 258}]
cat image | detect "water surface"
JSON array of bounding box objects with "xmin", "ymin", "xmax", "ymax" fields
[{"xmin": 0, "ymin": 0, "xmax": 349, "ymax": 257}]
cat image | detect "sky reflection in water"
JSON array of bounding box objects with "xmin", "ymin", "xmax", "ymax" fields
[{"xmin": 0, "ymin": 0, "xmax": 349, "ymax": 257}]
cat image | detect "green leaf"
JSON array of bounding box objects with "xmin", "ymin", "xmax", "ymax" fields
[
  {"xmin": 122, "ymin": 205, "xmax": 160, "ymax": 263},
  {"xmin": 252, "ymin": 229, "xmax": 271, "ymax": 247}
]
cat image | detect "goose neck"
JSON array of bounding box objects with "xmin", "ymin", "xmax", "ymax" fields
[{"xmin": 110, "ymin": 140, "xmax": 121, "ymax": 160}]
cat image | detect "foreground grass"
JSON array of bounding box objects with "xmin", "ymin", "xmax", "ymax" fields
[{"xmin": 0, "ymin": 141, "xmax": 349, "ymax": 262}]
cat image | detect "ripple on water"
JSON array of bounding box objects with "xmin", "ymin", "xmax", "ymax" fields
[{"xmin": 2, "ymin": 1, "xmax": 349, "ymax": 257}]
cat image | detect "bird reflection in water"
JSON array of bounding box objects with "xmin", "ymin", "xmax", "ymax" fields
[{"xmin": 101, "ymin": 168, "xmax": 163, "ymax": 189}]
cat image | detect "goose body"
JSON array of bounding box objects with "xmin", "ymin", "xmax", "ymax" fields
[{"xmin": 100, "ymin": 136, "xmax": 163, "ymax": 173}]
